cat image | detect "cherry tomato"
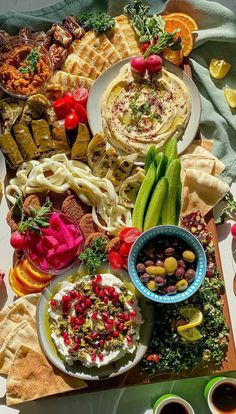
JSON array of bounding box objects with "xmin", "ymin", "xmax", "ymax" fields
[
  {"xmin": 119, "ymin": 227, "xmax": 138, "ymax": 240},
  {"xmin": 119, "ymin": 242, "xmax": 132, "ymax": 257},
  {"xmin": 140, "ymin": 41, "xmax": 150, "ymax": 54},
  {"xmin": 65, "ymin": 112, "xmax": 79, "ymax": 130},
  {"xmin": 72, "ymin": 88, "xmax": 89, "ymax": 108},
  {"xmin": 108, "ymin": 251, "xmax": 123, "ymax": 270},
  {"xmin": 53, "ymin": 97, "xmax": 72, "ymax": 119},
  {"xmin": 119, "ymin": 227, "xmax": 142, "ymax": 243},
  {"xmin": 145, "ymin": 54, "xmax": 162, "ymax": 74},
  {"xmin": 64, "ymin": 91, "xmax": 75, "ymax": 105},
  {"xmin": 74, "ymin": 103, "xmax": 88, "ymax": 124},
  {"xmin": 130, "ymin": 56, "xmax": 146, "ymax": 74}
]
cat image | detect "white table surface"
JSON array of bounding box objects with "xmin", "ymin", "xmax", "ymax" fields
[{"xmin": 0, "ymin": 0, "xmax": 236, "ymax": 413}]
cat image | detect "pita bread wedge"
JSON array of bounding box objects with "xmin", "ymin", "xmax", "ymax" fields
[
  {"xmin": 0, "ymin": 293, "xmax": 39, "ymax": 322},
  {"xmin": 180, "ymin": 154, "xmax": 215, "ymax": 175},
  {"xmin": 107, "ymin": 15, "xmax": 140, "ymax": 58},
  {"xmin": 69, "ymin": 40, "xmax": 110, "ymax": 71},
  {"xmin": 192, "ymin": 139, "xmax": 213, "ymax": 152},
  {"xmin": 183, "ymin": 143, "xmax": 225, "ymax": 176},
  {"xmin": 181, "ymin": 169, "xmax": 230, "ymax": 217},
  {"xmin": 47, "ymin": 71, "xmax": 93, "ymax": 95},
  {"xmin": 6, "ymin": 345, "xmax": 86, "ymax": 406},
  {"xmin": 0, "ymin": 303, "xmax": 35, "ymax": 348},
  {"xmin": 0, "ymin": 320, "xmax": 41, "ymax": 375},
  {"xmin": 82, "ymin": 30, "xmax": 121, "ymax": 65},
  {"xmin": 63, "ymin": 54, "xmax": 100, "ymax": 80}
]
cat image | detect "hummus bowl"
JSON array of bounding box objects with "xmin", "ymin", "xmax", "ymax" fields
[
  {"xmin": 87, "ymin": 58, "xmax": 201, "ymax": 159},
  {"xmin": 37, "ymin": 263, "xmax": 153, "ymax": 380}
]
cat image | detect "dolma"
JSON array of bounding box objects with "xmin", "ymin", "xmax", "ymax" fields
[
  {"xmin": 71, "ymin": 124, "xmax": 90, "ymax": 161},
  {"xmin": 20, "ymin": 94, "xmax": 49, "ymax": 125},
  {"xmin": 52, "ymin": 120, "xmax": 70, "ymax": 154},
  {"xmin": 31, "ymin": 119, "xmax": 55, "ymax": 154},
  {"xmin": 0, "ymin": 133, "xmax": 23, "ymax": 167},
  {"xmin": 13, "ymin": 123, "xmax": 39, "ymax": 160},
  {"xmin": 0, "ymin": 97, "xmax": 24, "ymax": 133}
]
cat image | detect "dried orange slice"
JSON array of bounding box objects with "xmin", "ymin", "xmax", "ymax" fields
[
  {"xmin": 162, "ymin": 16, "xmax": 193, "ymax": 57},
  {"xmin": 22, "ymin": 259, "xmax": 54, "ymax": 283},
  {"xmin": 15, "ymin": 262, "xmax": 48, "ymax": 292},
  {"xmin": 9, "ymin": 268, "xmax": 32, "ymax": 297},
  {"xmin": 164, "ymin": 13, "xmax": 198, "ymax": 32},
  {"xmin": 162, "ymin": 48, "xmax": 183, "ymax": 66}
]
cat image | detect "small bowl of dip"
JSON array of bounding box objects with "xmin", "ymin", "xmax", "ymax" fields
[{"xmin": 0, "ymin": 38, "xmax": 52, "ymax": 99}]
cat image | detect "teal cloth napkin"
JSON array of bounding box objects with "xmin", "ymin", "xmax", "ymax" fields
[{"xmin": 0, "ymin": 0, "xmax": 236, "ymax": 184}]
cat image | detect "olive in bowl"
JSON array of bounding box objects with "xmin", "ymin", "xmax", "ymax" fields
[{"xmin": 128, "ymin": 225, "xmax": 206, "ymax": 304}]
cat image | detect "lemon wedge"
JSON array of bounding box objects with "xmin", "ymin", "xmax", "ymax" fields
[
  {"xmin": 209, "ymin": 59, "xmax": 231, "ymax": 79},
  {"xmin": 178, "ymin": 327, "xmax": 203, "ymax": 342},
  {"xmin": 224, "ymin": 88, "xmax": 236, "ymax": 108}
]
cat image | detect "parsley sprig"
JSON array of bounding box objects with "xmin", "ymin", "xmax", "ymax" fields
[
  {"xmin": 215, "ymin": 192, "xmax": 236, "ymax": 224},
  {"xmin": 79, "ymin": 236, "xmax": 108, "ymax": 275},
  {"xmin": 15, "ymin": 197, "xmax": 53, "ymax": 234},
  {"xmin": 124, "ymin": 0, "xmax": 182, "ymax": 58},
  {"xmin": 19, "ymin": 48, "xmax": 41, "ymax": 74},
  {"xmin": 76, "ymin": 12, "xmax": 115, "ymax": 33}
]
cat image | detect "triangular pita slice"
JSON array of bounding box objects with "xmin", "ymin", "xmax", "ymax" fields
[
  {"xmin": 181, "ymin": 168, "xmax": 230, "ymax": 217},
  {"xmin": 69, "ymin": 40, "xmax": 110, "ymax": 71},
  {"xmin": 47, "ymin": 71, "xmax": 93, "ymax": 96},
  {"xmin": 6, "ymin": 345, "xmax": 86, "ymax": 406},
  {"xmin": 63, "ymin": 54, "xmax": 100, "ymax": 80},
  {"xmin": 0, "ymin": 293, "xmax": 40, "ymax": 322},
  {"xmin": 180, "ymin": 154, "xmax": 215, "ymax": 175},
  {"xmin": 82, "ymin": 30, "xmax": 121, "ymax": 65},
  {"xmin": 182, "ymin": 143, "xmax": 225, "ymax": 176},
  {"xmin": 107, "ymin": 15, "xmax": 140, "ymax": 58},
  {"xmin": 192, "ymin": 139, "xmax": 213, "ymax": 152},
  {"xmin": 0, "ymin": 320, "xmax": 41, "ymax": 375},
  {"xmin": 0, "ymin": 303, "xmax": 35, "ymax": 348}
]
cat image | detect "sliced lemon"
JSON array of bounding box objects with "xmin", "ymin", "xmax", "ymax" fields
[
  {"xmin": 224, "ymin": 88, "xmax": 236, "ymax": 108},
  {"xmin": 178, "ymin": 307, "xmax": 203, "ymax": 329},
  {"xmin": 178, "ymin": 327, "xmax": 203, "ymax": 342},
  {"xmin": 209, "ymin": 59, "xmax": 231, "ymax": 80}
]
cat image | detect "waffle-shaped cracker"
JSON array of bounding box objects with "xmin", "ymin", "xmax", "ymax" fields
[
  {"xmin": 82, "ymin": 30, "xmax": 121, "ymax": 65},
  {"xmin": 69, "ymin": 40, "xmax": 110, "ymax": 72},
  {"xmin": 63, "ymin": 54, "xmax": 100, "ymax": 80},
  {"xmin": 107, "ymin": 15, "xmax": 140, "ymax": 58},
  {"xmin": 47, "ymin": 71, "xmax": 93, "ymax": 95}
]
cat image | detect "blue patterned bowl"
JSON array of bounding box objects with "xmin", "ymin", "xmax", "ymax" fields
[{"xmin": 128, "ymin": 225, "xmax": 207, "ymax": 304}]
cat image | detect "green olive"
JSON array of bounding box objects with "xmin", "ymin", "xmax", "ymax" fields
[
  {"xmin": 146, "ymin": 266, "xmax": 165, "ymax": 276},
  {"xmin": 164, "ymin": 257, "xmax": 178, "ymax": 274},
  {"xmin": 146, "ymin": 280, "xmax": 158, "ymax": 291},
  {"xmin": 182, "ymin": 250, "xmax": 196, "ymax": 263},
  {"xmin": 176, "ymin": 279, "xmax": 188, "ymax": 291}
]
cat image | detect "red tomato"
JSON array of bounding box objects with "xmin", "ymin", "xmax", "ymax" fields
[
  {"xmin": 65, "ymin": 112, "xmax": 79, "ymax": 130},
  {"xmin": 64, "ymin": 91, "xmax": 76, "ymax": 106},
  {"xmin": 72, "ymin": 88, "xmax": 89, "ymax": 108},
  {"xmin": 74, "ymin": 103, "xmax": 88, "ymax": 124},
  {"xmin": 119, "ymin": 227, "xmax": 141, "ymax": 243},
  {"xmin": 108, "ymin": 251, "xmax": 123, "ymax": 270},
  {"xmin": 119, "ymin": 242, "xmax": 132, "ymax": 257},
  {"xmin": 53, "ymin": 97, "xmax": 72, "ymax": 120}
]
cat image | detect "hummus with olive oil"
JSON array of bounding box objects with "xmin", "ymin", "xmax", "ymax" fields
[{"xmin": 102, "ymin": 63, "xmax": 191, "ymax": 158}]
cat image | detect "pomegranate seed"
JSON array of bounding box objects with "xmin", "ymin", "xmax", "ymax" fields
[
  {"xmin": 70, "ymin": 316, "xmax": 76, "ymax": 324},
  {"xmin": 50, "ymin": 299, "xmax": 57, "ymax": 307},
  {"xmin": 124, "ymin": 313, "xmax": 130, "ymax": 321},
  {"xmin": 146, "ymin": 354, "xmax": 159, "ymax": 363},
  {"xmin": 91, "ymin": 312, "xmax": 97, "ymax": 320},
  {"xmin": 63, "ymin": 311, "xmax": 68, "ymax": 317},
  {"xmin": 75, "ymin": 304, "xmax": 82, "ymax": 313},
  {"xmin": 94, "ymin": 286, "xmax": 100, "ymax": 295},
  {"xmin": 62, "ymin": 295, "xmax": 70, "ymax": 302},
  {"xmin": 91, "ymin": 354, "xmax": 97, "ymax": 362},
  {"xmin": 103, "ymin": 296, "xmax": 109, "ymax": 303},
  {"xmin": 126, "ymin": 335, "xmax": 133, "ymax": 344},
  {"xmin": 86, "ymin": 298, "xmax": 92, "ymax": 307},
  {"xmin": 80, "ymin": 295, "xmax": 86, "ymax": 303},
  {"xmin": 104, "ymin": 288, "xmax": 109, "ymax": 296},
  {"xmin": 76, "ymin": 292, "xmax": 81, "ymax": 299},
  {"xmin": 74, "ymin": 336, "xmax": 80, "ymax": 343},
  {"xmin": 99, "ymin": 290, "xmax": 105, "ymax": 298},
  {"xmin": 81, "ymin": 302, "xmax": 86, "ymax": 310},
  {"xmin": 112, "ymin": 331, "xmax": 119, "ymax": 338},
  {"xmin": 73, "ymin": 343, "xmax": 79, "ymax": 351},
  {"xmin": 91, "ymin": 331, "xmax": 98, "ymax": 340},
  {"xmin": 77, "ymin": 316, "xmax": 85, "ymax": 325},
  {"xmin": 118, "ymin": 313, "xmax": 125, "ymax": 320},
  {"xmin": 118, "ymin": 322, "xmax": 125, "ymax": 331},
  {"xmin": 105, "ymin": 323, "xmax": 111, "ymax": 331},
  {"xmin": 108, "ymin": 318, "xmax": 113, "ymax": 325},
  {"xmin": 112, "ymin": 292, "xmax": 119, "ymax": 301},
  {"xmin": 64, "ymin": 338, "xmax": 70, "ymax": 345},
  {"xmin": 128, "ymin": 299, "xmax": 134, "ymax": 305},
  {"xmin": 99, "ymin": 339, "xmax": 105, "ymax": 347},
  {"xmin": 130, "ymin": 310, "xmax": 137, "ymax": 318},
  {"xmin": 96, "ymin": 274, "xmax": 102, "ymax": 282},
  {"xmin": 70, "ymin": 290, "xmax": 76, "ymax": 298},
  {"xmin": 98, "ymin": 354, "xmax": 104, "ymax": 361},
  {"xmin": 102, "ymin": 312, "xmax": 108, "ymax": 321},
  {"xmin": 63, "ymin": 331, "xmax": 68, "ymax": 339}
]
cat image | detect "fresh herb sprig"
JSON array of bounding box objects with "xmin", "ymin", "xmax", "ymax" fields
[
  {"xmin": 79, "ymin": 236, "xmax": 108, "ymax": 275},
  {"xmin": 17, "ymin": 197, "xmax": 52, "ymax": 234},
  {"xmin": 19, "ymin": 48, "xmax": 41, "ymax": 74},
  {"xmin": 76, "ymin": 12, "xmax": 115, "ymax": 33},
  {"xmin": 215, "ymin": 192, "xmax": 236, "ymax": 224},
  {"xmin": 124, "ymin": 0, "xmax": 182, "ymax": 58}
]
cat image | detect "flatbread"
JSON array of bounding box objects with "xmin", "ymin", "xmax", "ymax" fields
[
  {"xmin": 0, "ymin": 320, "xmax": 41, "ymax": 375},
  {"xmin": 181, "ymin": 169, "xmax": 230, "ymax": 217},
  {"xmin": 47, "ymin": 71, "xmax": 93, "ymax": 96},
  {"xmin": 63, "ymin": 54, "xmax": 101, "ymax": 80},
  {"xmin": 180, "ymin": 154, "xmax": 215, "ymax": 175},
  {"xmin": 81, "ymin": 30, "xmax": 121, "ymax": 65},
  {"xmin": 0, "ymin": 303, "xmax": 35, "ymax": 348},
  {"xmin": 182, "ymin": 143, "xmax": 225, "ymax": 176},
  {"xmin": 107, "ymin": 15, "xmax": 140, "ymax": 58},
  {"xmin": 0, "ymin": 293, "xmax": 40, "ymax": 322},
  {"xmin": 192, "ymin": 139, "xmax": 213, "ymax": 152},
  {"xmin": 69, "ymin": 40, "xmax": 110, "ymax": 71},
  {"xmin": 6, "ymin": 345, "xmax": 86, "ymax": 406}
]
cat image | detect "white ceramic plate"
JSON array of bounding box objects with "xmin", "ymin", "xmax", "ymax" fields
[
  {"xmin": 87, "ymin": 58, "xmax": 201, "ymax": 156},
  {"xmin": 36, "ymin": 263, "xmax": 154, "ymax": 381}
]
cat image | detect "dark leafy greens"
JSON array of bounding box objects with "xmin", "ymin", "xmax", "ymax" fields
[
  {"xmin": 15, "ymin": 197, "xmax": 52, "ymax": 233},
  {"xmin": 76, "ymin": 12, "xmax": 115, "ymax": 33}
]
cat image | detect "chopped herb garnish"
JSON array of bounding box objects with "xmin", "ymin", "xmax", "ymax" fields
[
  {"xmin": 129, "ymin": 99, "xmax": 151, "ymax": 123},
  {"xmin": 19, "ymin": 48, "xmax": 41, "ymax": 74},
  {"xmin": 215, "ymin": 192, "xmax": 236, "ymax": 224},
  {"xmin": 17, "ymin": 197, "xmax": 52, "ymax": 233},
  {"xmin": 76, "ymin": 11, "xmax": 115, "ymax": 33},
  {"xmin": 79, "ymin": 236, "xmax": 108, "ymax": 275}
]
